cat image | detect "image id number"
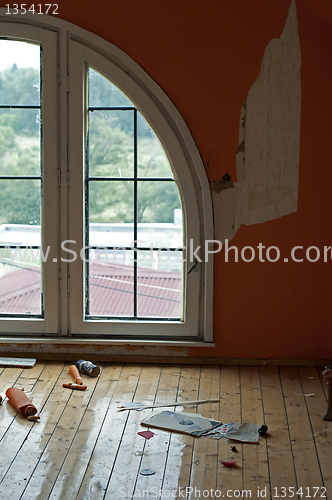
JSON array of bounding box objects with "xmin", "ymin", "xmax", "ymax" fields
[{"xmin": 5, "ymin": 4, "xmax": 58, "ymax": 15}]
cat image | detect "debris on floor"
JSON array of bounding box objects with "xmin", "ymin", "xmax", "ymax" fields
[
  {"xmin": 137, "ymin": 430, "xmax": 155, "ymax": 440},
  {"xmin": 0, "ymin": 357, "xmax": 36, "ymax": 368},
  {"xmin": 219, "ymin": 422, "xmax": 262, "ymax": 443},
  {"xmin": 70, "ymin": 364, "xmax": 83, "ymax": 385},
  {"xmin": 201, "ymin": 424, "xmax": 225, "ymax": 439},
  {"xmin": 141, "ymin": 410, "xmax": 221, "ymax": 437},
  {"xmin": 118, "ymin": 398, "xmax": 220, "ymax": 412},
  {"xmin": 76, "ymin": 359, "xmax": 100, "ymax": 377},
  {"xmin": 63, "ymin": 365, "xmax": 87, "ymax": 390},
  {"xmin": 6, "ymin": 387, "xmax": 38, "ymax": 418},
  {"xmin": 221, "ymin": 461, "xmax": 237, "ymax": 468},
  {"xmin": 27, "ymin": 415, "xmax": 41, "ymax": 421},
  {"xmin": 63, "ymin": 383, "xmax": 87, "ymax": 391},
  {"xmin": 258, "ymin": 424, "xmax": 268, "ymax": 436},
  {"xmin": 294, "ymin": 393, "xmax": 315, "ymax": 397},
  {"xmin": 140, "ymin": 469, "xmax": 156, "ymax": 476}
]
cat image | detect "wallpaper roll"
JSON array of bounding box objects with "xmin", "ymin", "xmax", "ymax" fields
[{"xmin": 6, "ymin": 387, "xmax": 38, "ymax": 417}]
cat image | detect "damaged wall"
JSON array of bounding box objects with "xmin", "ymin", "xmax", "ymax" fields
[{"xmin": 213, "ymin": 0, "xmax": 302, "ymax": 243}]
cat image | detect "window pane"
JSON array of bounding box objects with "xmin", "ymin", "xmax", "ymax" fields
[
  {"xmin": 88, "ymin": 249, "xmax": 134, "ymax": 317},
  {"xmin": 0, "ymin": 109, "xmax": 41, "ymax": 176},
  {"xmin": 86, "ymin": 68, "xmax": 184, "ymax": 321},
  {"xmin": 0, "ymin": 260, "xmax": 41, "ymax": 316},
  {"xmin": 0, "ymin": 40, "xmax": 40, "ymax": 106},
  {"xmin": 138, "ymin": 114, "xmax": 174, "ymax": 178},
  {"xmin": 88, "ymin": 109, "xmax": 134, "ymax": 177},
  {"xmin": 88, "ymin": 180, "xmax": 134, "ymax": 247},
  {"xmin": 0, "ymin": 179, "xmax": 41, "ymax": 230},
  {"xmin": 137, "ymin": 181, "xmax": 183, "ymax": 247},
  {"xmin": 88, "ymin": 68, "xmax": 132, "ymax": 108},
  {"xmin": 136, "ymin": 251, "xmax": 182, "ymax": 318}
]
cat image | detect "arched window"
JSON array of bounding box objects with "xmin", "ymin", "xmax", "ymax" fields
[{"xmin": 0, "ymin": 11, "xmax": 213, "ymax": 343}]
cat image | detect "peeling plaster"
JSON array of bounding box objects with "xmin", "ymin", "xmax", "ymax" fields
[{"xmin": 213, "ymin": 0, "xmax": 301, "ymax": 242}]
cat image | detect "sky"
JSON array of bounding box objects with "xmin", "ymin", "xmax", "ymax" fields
[{"xmin": 0, "ymin": 39, "xmax": 40, "ymax": 71}]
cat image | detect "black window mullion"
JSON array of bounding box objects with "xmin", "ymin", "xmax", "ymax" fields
[
  {"xmin": 0, "ymin": 105, "xmax": 40, "ymax": 109},
  {"xmin": 0, "ymin": 176, "xmax": 41, "ymax": 180},
  {"xmin": 88, "ymin": 106, "xmax": 135, "ymax": 111},
  {"xmin": 88, "ymin": 177, "xmax": 174, "ymax": 182}
]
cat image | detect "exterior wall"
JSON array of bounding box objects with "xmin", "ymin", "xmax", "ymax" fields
[{"xmin": 0, "ymin": 0, "xmax": 330, "ymax": 359}]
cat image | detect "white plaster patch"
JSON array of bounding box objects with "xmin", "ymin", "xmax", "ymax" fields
[{"xmin": 213, "ymin": 0, "xmax": 301, "ymax": 242}]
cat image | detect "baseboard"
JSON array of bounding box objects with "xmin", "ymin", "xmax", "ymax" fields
[{"xmin": 0, "ymin": 351, "xmax": 329, "ymax": 366}]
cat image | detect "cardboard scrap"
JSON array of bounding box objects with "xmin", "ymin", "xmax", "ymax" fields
[{"xmin": 141, "ymin": 410, "xmax": 221, "ymax": 437}]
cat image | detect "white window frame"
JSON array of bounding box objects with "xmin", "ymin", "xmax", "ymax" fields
[
  {"xmin": 0, "ymin": 21, "xmax": 59, "ymax": 335},
  {"xmin": 0, "ymin": 10, "xmax": 214, "ymax": 343}
]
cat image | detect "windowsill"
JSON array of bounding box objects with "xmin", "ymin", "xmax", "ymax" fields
[{"xmin": 0, "ymin": 336, "xmax": 215, "ymax": 348}]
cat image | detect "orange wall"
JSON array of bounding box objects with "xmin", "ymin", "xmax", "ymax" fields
[{"xmin": 1, "ymin": 0, "xmax": 330, "ymax": 359}]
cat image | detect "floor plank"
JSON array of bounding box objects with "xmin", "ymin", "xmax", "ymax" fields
[
  {"xmin": 103, "ymin": 364, "xmax": 163, "ymax": 499},
  {"xmin": 131, "ymin": 365, "xmax": 182, "ymax": 499},
  {"xmin": 259, "ymin": 366, "xmax": 297, "ymax": 499},
  {"xmin": 216, "ymin": 366, "xmax": 243, "ymax": 497},
  {"xmin": 48, "ymin": 363, "xmax": 123, "ymax": 499},
  {"xmin": 280, "ymin": 366, "xmax": 324, "ymax": 494},
  {"xmin": 0, "ymin": 366, "xmax": 25, "ymax": 441},
  {"xmin": 0, "ymin": 362, "xmax": 66, "ymax": 499},
  {"xmin": 241, "ymin": 366, "xmax": 270, "ymax": 497},
  {"xmin": 299, "ymin": 367, "xmax": 332, "ymax": 499},
  {"xmin": 20, "ymin": 363, "xmax": 100, "ymax": 500},
  {"xmin": 162, "ymin": 365, "xmax": 201, "ymax": 497},
  {"xmin": 188, "ymin": 365, "xmax": 221, "ymax": 497}
]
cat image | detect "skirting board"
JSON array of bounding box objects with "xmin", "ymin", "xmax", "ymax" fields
[{"xmin": 0, "ymin": 352, "xmax": 329, "ymax": 366}]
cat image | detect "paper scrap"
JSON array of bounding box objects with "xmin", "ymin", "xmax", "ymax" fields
[
  {"xmin": 294, "ymin": 393, "xmax": 315, "ymax": 397},
  {"xmin": 221, "ymin": 461, "xmax": 237, "ymax": 468},
  {"xmin": 201, "ymin": 424, "xmax": 226, "ymax": 439},
  {"xmin": 223, "ymin": 423, "xmax": 260, "ymax": 443},
  {"xmin": 137, "ymin": 430, "xmax": 155, "ymax": 440}
]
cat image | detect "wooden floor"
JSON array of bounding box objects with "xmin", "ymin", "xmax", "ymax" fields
[{"xmin": 0, "ymin": 362, "xmax": 331, "ymax": 500}]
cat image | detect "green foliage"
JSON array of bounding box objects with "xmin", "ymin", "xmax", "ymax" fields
[
  {"xmin": 0, "ymin": 66, "xmax": 40, "ymax": 106},
  {"xmin": 0, "ymin": 125, "xmax": 16, "ymax": 156},
  {"xmin": 0, "ymin": 65, "xmax": 182, "ymax": 229}
]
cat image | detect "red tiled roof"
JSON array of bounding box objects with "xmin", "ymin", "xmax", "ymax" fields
[{"xmin": 0, "ymin": 262, "xmax": 182, "ymax": 318}]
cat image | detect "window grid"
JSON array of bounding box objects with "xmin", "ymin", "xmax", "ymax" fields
[
  {"xmin": 85, "ymin": 102, "xmax": 181, "ymax": 320},
  {"xmin": 0, "ymin": 77, "xmax": 42, "ymax": 318}
]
